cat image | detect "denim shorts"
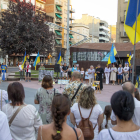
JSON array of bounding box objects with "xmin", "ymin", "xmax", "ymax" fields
[{"xmin": 118, "ymin": 75, "xmax": 123, "ymax": 79}]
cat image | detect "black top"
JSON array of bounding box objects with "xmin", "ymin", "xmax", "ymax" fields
[{"xmin": 62, "ymin": 66, "xmax": 68, "ymax": 72}]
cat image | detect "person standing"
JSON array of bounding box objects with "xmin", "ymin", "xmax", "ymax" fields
[
  {"xmin": 104, "ymin": 65, "xmax": 110, "ymax": 84},
  {"xmin": 72, "ymin": 64, "xmax": 77, "ymax": 72},
  {"xmin": 110, "ymin": 64, "xmax": 117, "ymax": 85},
  {"xmin": 85, "ymin": 69, "xmax": 89, "ymax": 84},
  {"xmin": 123, "ymin": 63, "xmax": 129, "ymax": 82},
  {"xmin": 25, "ymin": 61, "xmax": 31, "ymax": 82},
  {"xmin": 62, "ymin": 63, "xmax": 68, "ymax": 79},
  {"xmin": 1, "ymin": 62, "xmax": 7, "ymax": 81},
  {"xmin": 0, "ymin": 89, "xmax": 8, "ymax": 111},
  {"xmin": 117, "ymin": 64, "xmax": 123, "ymax": 85},
  {"xmin": 96, "ymin": 64, "xmax": 104, "ymax": 90},
  {"xmin": 59, "ymin": 63, "xmax": 63, "ymax": 79},
  {"xmin": 80, "ymin": 67, "xmax": 84, "ymax": 83},
  {"xmin": 68, "ymin": 64, "xmax": 72, "ymax": 80},
  {"xmin": 88, "ymin": 65, "xmax": 95, "ymax": 86},
  {"xmin": 19, "ymin": 62, "xmax": 24, "ymax": 81}
]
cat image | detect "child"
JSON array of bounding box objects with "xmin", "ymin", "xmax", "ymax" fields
[
  {"xmin": 101, "ymin": 105, "xmax": 115, "ymax": 129},
  {"xmin": 77, "ymin": 67, "xmax": 80, "ymax": 72},
  {"xmin": 85, "ymin": 69, "xmax": 89, "ymax": 84},
  {"xmin": 80, "ymin": 67, "xmax": 84, "ymax": 83}
]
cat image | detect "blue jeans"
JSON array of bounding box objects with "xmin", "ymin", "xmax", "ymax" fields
[{"xmin": 59, "ymin": 72, "xmax": 63, "ymax": 78}]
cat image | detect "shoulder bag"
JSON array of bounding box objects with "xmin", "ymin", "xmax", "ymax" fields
[{"xmin": 9, "ymin": 105, "xmax": 26, "ymax": 127}]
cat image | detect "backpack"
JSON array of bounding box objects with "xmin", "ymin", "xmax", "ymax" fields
[{"xmin": 76, "ymin": 104, "xmax": 97, "ymax": 140}]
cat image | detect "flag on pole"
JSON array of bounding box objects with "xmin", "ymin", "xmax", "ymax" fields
[
  {"xmin": 21, "ymin": 51, "xmax": 26, "ymax": 69},
  {"xmin": 57, "ymin": 51, "xmax": 62, "ymax": 64},
  {"xmin": 33, "ymin": 52, "xmax": 40, "ymax": 70},
  {"xmin": 124, "ymin": 0, "xmax": 140, "ymax": 45},
  {"xmin": 108, "ymin": 44, "xmax": 116, "ymax": 64},
  {"xmin": 128, "ymin": 52, "xmax": 132, "ymax": 66}
]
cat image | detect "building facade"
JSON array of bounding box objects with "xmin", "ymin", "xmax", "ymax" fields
[
  {"xmin": 72, "ymin": 23, "xmax": 89, "ymax": 44},
  {"xmin": 116, "ymin": 0, "xmax": 129, "ymax": 43},
  {"xmin": 109, "ymin": 25, "xmax": 116, "ymax": 43},
  {"xmin": 74, "ymin": 14, "xmax": 110, "ymax": 43}
]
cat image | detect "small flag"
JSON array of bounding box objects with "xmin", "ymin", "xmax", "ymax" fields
[
  {"xmin": 57, "ymin": 51, "xmax": 62, "ymax": 64},
  {"xmin": 33, "ymin": 52, "xmax": 40, "ymax": 70}
]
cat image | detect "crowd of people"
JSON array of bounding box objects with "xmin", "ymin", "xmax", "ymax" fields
[{"xmin": 0, "ymin": 71, "xmax": 140, "ymax": 140}]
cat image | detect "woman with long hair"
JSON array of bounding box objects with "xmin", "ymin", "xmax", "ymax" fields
[
  {"xmin": 70, "ymin": 86, "xmax": 103, "ymax": 140},
  {"xmin": 37, "ymin": 94, "xmax": 84, "ymax": 140},
  {"xmin": 110, "ymin": 64, "xmax": 117, "ymax": 85},
  {"xmin": 34, "ymin": 75, "xmax": 59, "ymax": 124}
]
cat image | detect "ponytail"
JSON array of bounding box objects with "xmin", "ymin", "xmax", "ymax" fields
[{"xmin": 51, "ymin": 94, "xmax": 71, "ymax": 140}]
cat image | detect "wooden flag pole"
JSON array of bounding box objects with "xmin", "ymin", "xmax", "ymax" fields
[{"xmin": 132, "ymin": 0, "xmax": 139, "ymax": 83}]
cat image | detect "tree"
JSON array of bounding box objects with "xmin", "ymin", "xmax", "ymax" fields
[{"xmin": 0, "ymin": 0, "xmax": 55, "ymax": 56}]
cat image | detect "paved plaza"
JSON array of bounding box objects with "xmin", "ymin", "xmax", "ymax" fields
[{"xmin": 0, "ymin": 80, "xmax": 122, "ymax": 110}]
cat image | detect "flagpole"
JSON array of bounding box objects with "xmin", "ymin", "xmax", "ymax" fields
[{"xmin": 132, "ymin": 0, "xmax": 139, "ymax": 83}]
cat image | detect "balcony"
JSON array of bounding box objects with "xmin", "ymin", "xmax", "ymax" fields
[
  {"xmin": 120, "ymin": 32, "xmax": 128, "ymax": 38},
  {"xmin": 69, "ymin": 8, "xmax": 75, "ymax": 13},
  {"xmin": 55, "ymin": 0, "xmax": 63, "ymax": 7},
  {"xmin": 55, "ymin": 26, "xmax": 62, "ymax": 32},
  {"xmin": 55, "ymin": 18, "xmax": 62, "ymax": 24},
  {"xmin": 99, "ymin": 26, "xmax": 109, "ymax": 31},
  {"xmin": 99, "ymin": 31, "xmax": 107, "ymax": 36},
  {"xmin": 99, "ymin": 37, "xmax": 109, "ymax": 42},
  {"xmin": 55, "ymin": 35, "xmax": 62, "ymax": 40},
  {"xmin": 69, "ymin": 24, "xmax": 73, "ymax": 28},
  {"xmin": 69, "ymin": 30, "xmax": 74, "ymax": 35},
  {"xmin": 36, "ymin": 6, "xmax": 45, "ymax": 13},
  {"xmin": 120, "ymin": 16, "xmax": 125, "ymax": 23},
  {"xmin": 56, "ymin": 5, "xmax": 62, "ymax": 14},
  {"xmin": 69, "ymin": 15, "xmax": 75, "ymax": 20},
  {"xmin": 37, "ymin": 0, "xmax": 46, "ymax": 4}
]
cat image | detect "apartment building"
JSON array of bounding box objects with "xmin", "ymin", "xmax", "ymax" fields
[
  {"xmin": 116, "ymin": 0, "xmax": 129, "ymax": 43},
  {"xmin": 109, "ymin": 25, "xmax": 116, "ymax": 43},
  {"xmin": 74, "ymin": 14, "xmax": 110, "ymax": 43},
  {"xmin": 72, "ymin": 23, "xmax": 89, "ymax": 44}
]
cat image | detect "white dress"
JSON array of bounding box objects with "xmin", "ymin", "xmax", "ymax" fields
[
  {"xmin": 97, "ymin": 128, "xmax": 140, "ymax": 140},
  {"xmin": 71, "ymin": 103, "xmax": 103, "ymax": 140},
  {"xmin": 2, "ymin": 104, "xmax": 42, "ymax": 140},
  {"xmin": 110, "ymin": 67, "xmax": 117, "ymax": 81}
]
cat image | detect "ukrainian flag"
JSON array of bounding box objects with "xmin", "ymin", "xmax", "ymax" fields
[
  {"xmin": 33, "ymin": 52, "xmax": 40, "ymax": 70},
  {"xmin": 57, "ymin": 51, "xmax": 62, "ymax": 64},
  {"xmin": 124, "ymin": 0, "xmax": 140, "ymax": 45},
  {"xmin": 135, "ymin": 76, "xmax": 139, "ymax": 88},
  {"xmin": 128, "ymin": 52, "xmax": 132, "ymax": 66},
  {"xmin": 108, "ymin": 44, "xmax": 117, "ymax": 64},
  {"xmin": 21, "ymin": 51, "xmax": 27, "ymax": 69}
]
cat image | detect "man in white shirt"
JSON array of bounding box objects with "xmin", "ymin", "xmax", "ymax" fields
[
  {"xmin": 123, "ymin": 63, "xmax": 129, "ymax": 82},
  {"xmin": 25, "ymin": 62, "xmax": 31, "ymax": 82},
  {"xmin": 19, "ymin": 62, "xmax": 24, "ymax": 81},
  {"xmin": 111, "ymin": 82, "xmax": 140, "ymax": 127},
  {"xmin": 0, "ymin": 111, "xmax": 12, "ymax": 140},
  {"xmin": 88, "ymin": 65, "xmax": 95, "ymax": 86}
]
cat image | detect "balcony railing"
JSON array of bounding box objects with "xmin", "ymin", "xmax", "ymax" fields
[
  {"xmin": 99, "ymin": 26, "xmax": 109, "ymax": 31},
  {"xmin": 99, "ymin": 37, "xmax": 109, "ymax": 42},
  {"xmin": 69, "ymin": 15, "xmax": 75, "ymax": 20},
  {"xmin": 69, "ymin": 7, "xmax": 75, "ymax": 13}
]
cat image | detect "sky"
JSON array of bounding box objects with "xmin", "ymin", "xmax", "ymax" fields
[{"xmin": 71, "ymin": 0, "xmax": 118, "ymax": 25}]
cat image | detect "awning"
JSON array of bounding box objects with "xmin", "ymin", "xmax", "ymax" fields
[
  {"xmin": 56, "ymin": 5, "xmax": 62, "ymax": 11},
  {"xmin": 69, "ymin": 34, "xmax": 73, "ymax": 38},
  {"xmin": 56, "ymin": 39, "xmax": 62, "ymax": 45},
  {"xmin": 69, "ymin": 41, "xmax": 72, "ymax": 45},
  {"xmin": 55, "ymin": 31, "xmax": 62, "ymax": 36},
  {"xmin": 55, "ymin": 13, "xmax": 62, "ymax": 19}
]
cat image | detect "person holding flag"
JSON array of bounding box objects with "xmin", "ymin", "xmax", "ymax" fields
[{"xmin": 1, "ymin": 62, "xmax": 7, "ymax": 81}]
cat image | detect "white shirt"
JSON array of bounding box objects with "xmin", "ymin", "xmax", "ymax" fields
[
  {"xmin": 0, "ymin": 90, "xmax": 8, "ymax": 111},
  {"xmin": 2, "ymin": 104, "xmax": 42, "ymax": 140},
  {"xmin": 0, "ymin": 111, "xmax": 12, "ymax": 140},
  {"xmin": 97, "ymin": 128, "xmax": 140, "ymax": 140},
  {"xmin": 81, "ymin": 71, "xmax": 84, "ymax": 75},
  {"xmin": 118, "ymin": 67, "xmax": 123, "ymax": 75},
  {"xmin": 71, "ymin": 103, "xmax": 103, "ymax": 140},
  {"xmin": 123, "ymin": 66, "xmax": 129, "ymax": 73},
  {"xmin": 111, "ymin": 98, "xmax": 140, "ymax": 127},
  {"xmin": 19, "ymin": 65, "xmax": 23, "ymax": 71},
  {"xmin": 104, "ymin": 67, "xmax": 110, "ymax": 73},
  {"xmin": 26, "ymin": 65, "xmax": 31, "ymax": 73},
  {"xmin": 88, "ymin": 69, "xmax": 95, "ymax": 79},
  {"xmin": 101, "ymin": 119, "xmax": 115, "ymax": 129}
]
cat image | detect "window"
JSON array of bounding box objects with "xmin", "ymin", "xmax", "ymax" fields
[
  {"xmin": 77, "ymin": 29, "xmax": 80, "ymax": 33},
  {"xmin": 77, "ymin": 36, "xmax": 79, "ymax": 39}
]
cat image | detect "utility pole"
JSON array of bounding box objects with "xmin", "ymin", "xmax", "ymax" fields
[
  {"xmin": 66, "ymin": 0, "xmax": 70, "ymax": 65},
  {"xmin": 92, "ymin": 18, "xmax": 94, "ymax": 43}
]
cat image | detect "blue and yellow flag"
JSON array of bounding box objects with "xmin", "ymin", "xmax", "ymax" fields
[
  {"xmin": 108, "ymin": 44, "xmax": 117, "ymax": 64},
  {"xmin": 128, "ymin": 52, "xmax": 132, "ymax": 66},
  {"xmin": 135, "ymin": 76, "xmax": 139, "ymax": 88},
  {"xmin": 57, "ymin": 51, "xmax": 62, "ymax": 64},
  {"xmin": 33, "ymin": 52, "xmax": 40, "ymax": 70},
  {"xmin": 124, "ymin": 0, "xmax": 140, "ymax": 45},
  {"xmin": 21, "ymin": 51, "xmax": 26, "ymax": 69}
]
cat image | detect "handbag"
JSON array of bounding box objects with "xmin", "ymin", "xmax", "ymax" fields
[{"xmin": 9, "ymin": 105, "xmax": 26, "ymax": 127}]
